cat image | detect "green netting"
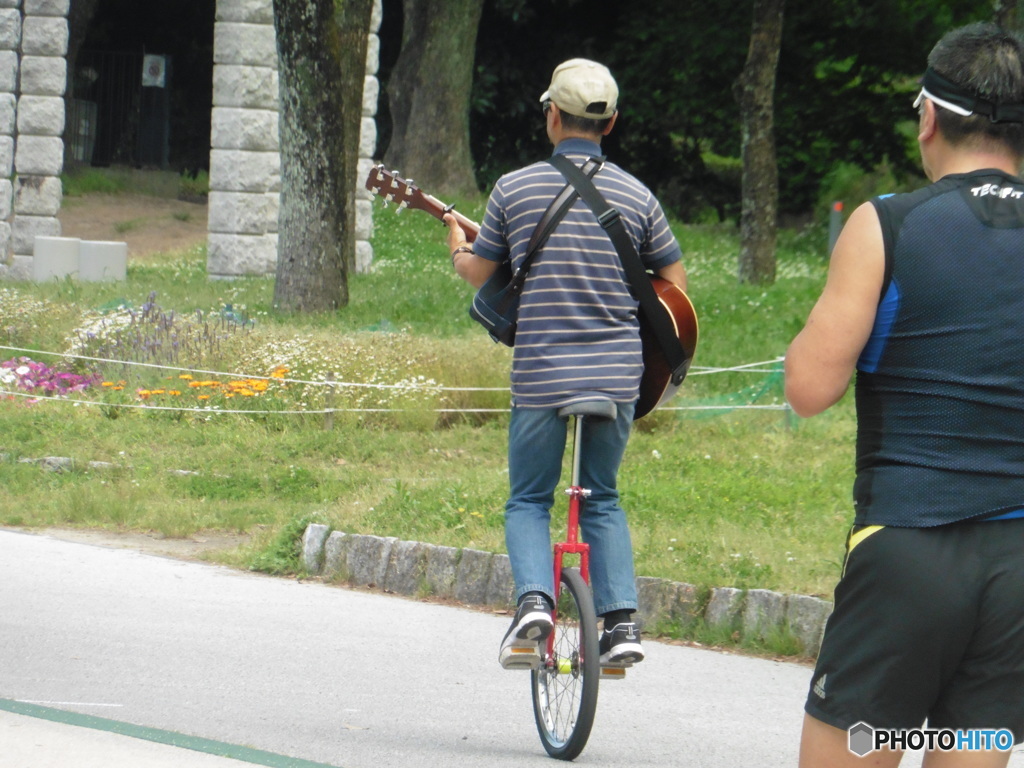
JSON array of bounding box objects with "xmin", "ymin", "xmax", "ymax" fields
[{"xmin": 670, "ymin": 369, "xmax": 787, "ymax": 420}]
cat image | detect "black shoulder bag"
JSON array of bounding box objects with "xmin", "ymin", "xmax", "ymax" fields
[{"xmin": 469, "ymin": 158, "xmax": 602, "ymax": 346}]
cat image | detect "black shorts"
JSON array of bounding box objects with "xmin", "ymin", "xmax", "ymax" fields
[{"xmin": 805, "ymin": 521, "xmax": 1024, "ymax": 740}]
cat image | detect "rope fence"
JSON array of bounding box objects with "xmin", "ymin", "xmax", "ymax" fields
[{"xmin": 0, "ymin": 344, "xmax": 789, "ymax": 417}]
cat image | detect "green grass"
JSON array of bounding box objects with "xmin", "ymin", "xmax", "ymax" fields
[{"xmin": 0, "ymin": 193, "xmax": 853, "ymax": 613}]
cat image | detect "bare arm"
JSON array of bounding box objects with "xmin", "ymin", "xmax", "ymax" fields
[
  {"xmin": 444, "ymin": 213, "xmax": 500, "ymax": 289},
  {"xmin": 656, "ymin": 260, "xmax": 687, "ymax": 291},
  {"xmin": 784, "ymin": 202, "xmax": 884, "ymax": 417}
]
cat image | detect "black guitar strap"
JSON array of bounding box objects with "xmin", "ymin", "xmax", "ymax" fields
[
  {"xmin": 499, "ymin": 157, "xmax": 603, "ymax": 310},
  {"xmin": 547, "ymin": 153, "xmax": 691, "ymax": 386}
]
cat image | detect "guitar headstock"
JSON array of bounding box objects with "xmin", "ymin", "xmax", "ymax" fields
[
  {"xmin": 365, "ymin": 165, "xmax": 424, "ymax": 213},
  {"xmin": 363, "ymin": 163, "xmax": 480, "ymax": 241}
]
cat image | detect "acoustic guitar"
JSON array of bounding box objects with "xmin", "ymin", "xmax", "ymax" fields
[{"xmin": 365, "ymin": 164, "xmax": 698, "ymax": 418}]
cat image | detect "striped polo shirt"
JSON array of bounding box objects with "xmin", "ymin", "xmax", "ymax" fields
[{"xmin": 473, "ymin": 138, "xmax": 682, "ymax": 409}]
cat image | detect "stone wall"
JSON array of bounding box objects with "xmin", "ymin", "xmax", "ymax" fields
[
  {"xmin": 301, "ymin": 524, "xmax": 834, "ymax": 658},
  {"xmin": 0, "ymin": 0, "xmax": 18, "ymax": 278},
  {"xmin": 0, "ymin": 0, "xmax": 378, "ymax": 281},
  {"xmin": 207, "ymin": 0, "xmax": 380, "ymax": 279},
  {"xmin": 0, "ymin": 0, "xmax": 68, "ymax": 281}
]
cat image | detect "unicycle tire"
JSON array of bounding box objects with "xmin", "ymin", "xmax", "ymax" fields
[{"xmin": 531, "ymin": 566, "xmax": 599, "ymax": 760}]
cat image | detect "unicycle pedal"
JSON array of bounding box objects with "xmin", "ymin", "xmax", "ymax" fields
[{"xmin": 500, "ymin": 642, "xmax": 543, "ymax": 670}]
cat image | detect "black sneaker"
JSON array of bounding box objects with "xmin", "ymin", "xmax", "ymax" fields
[
  {"xmin": 599, "ymin": 622, "xmax": 644, "ymax": 666},
  {"xmin": 498, "ymin": 595, "xmax": 553, "ymax": 670}
]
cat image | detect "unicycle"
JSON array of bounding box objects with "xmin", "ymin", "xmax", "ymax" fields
[{"xmin": 530, "ymin": 400, "xmax": 619, "ymax": 761}]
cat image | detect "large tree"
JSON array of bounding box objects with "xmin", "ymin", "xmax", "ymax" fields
[
  {"xmin": 383, "ymin": 0, "xmax": 483, "ymax": 198},
  {"xmin": 734, "ymin": 0, "xmax": 784, "ymax": 285},
  {"xmin": 271, "ymin": 0, "xmax": 373, "ymax": 312}
]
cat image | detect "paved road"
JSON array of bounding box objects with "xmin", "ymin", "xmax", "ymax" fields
[{"xmin": 1, "ymin": 529, "xmax": 1020, "ymax": 767}]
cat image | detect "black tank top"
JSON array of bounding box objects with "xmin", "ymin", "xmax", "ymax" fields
[{"xmin": 854, "ymin": 170, "xmax": 1024, "ymax": 526}]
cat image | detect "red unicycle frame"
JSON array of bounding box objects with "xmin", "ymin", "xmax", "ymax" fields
[{"xmin": 530, "ymin": 403, "xmax": 615, "ymax": 761}]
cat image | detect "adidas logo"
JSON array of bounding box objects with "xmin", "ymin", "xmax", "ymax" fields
[{"xmin": 813, "ymin": 674, "xmax": 827, "ymax": 700}]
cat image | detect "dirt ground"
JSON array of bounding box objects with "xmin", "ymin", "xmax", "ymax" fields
[
  {"xmin": 12, "ymin": 526, "xmax": 251, "ymax": 562},
  {"xmin": 57, "ymin": 193, "xmax": 210, "ymax": 260}
]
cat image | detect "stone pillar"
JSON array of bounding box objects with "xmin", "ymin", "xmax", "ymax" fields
[
  {"xmin": 207, "ymin": 0, "xmax": 280, "ymax": 279},
  {"xmin": 10, "ymin": 0, "xmax": 67, "ymax": 278},
  {"xmin": 355, "ymin": 0, "xmax": 382, "ymax": 274},
  {"xmin": 0, "ymin": 0, "xmax": 19, "ymax": 279},
  {"xmin": 207, "ymin": 0, "xmax": 380, "ymax": 279}
]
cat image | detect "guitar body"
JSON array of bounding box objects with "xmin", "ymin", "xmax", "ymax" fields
[
  {"xmin": 365, "ymin": 164, "xmax": 699, "ymax": 418},
  {"xmin": 635, "ymin": 278, "xmax": 699, "ymax": 420}
]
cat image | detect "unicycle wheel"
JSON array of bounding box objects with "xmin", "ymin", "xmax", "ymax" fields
[{"xmin": 531, "ymin": 566, "xmax": 599, "ymax": 760}]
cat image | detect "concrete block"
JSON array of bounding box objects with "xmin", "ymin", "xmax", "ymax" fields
[
  {"xmin": 207, "ymin": 190, "xmax": 276, "ymax": 235},
  {"xmin": 301, "ymin": 523, "xmax": 330, "ymax": 574},
  {"xmin": 209, "ymin": 149, "xmax": 280, "ymax": 193},
  {"xmin": 21, "ymin": 16, "xmax": 68, "ymax": 56},
  {"xmin": 355, "ymin": 199, "xmax": 373, "ymax": 241},
  {"xmin": 19, "ymin": 55, "xmax": 67, "ymax": 96},
  {"xmin": 742, "ymin": 589, "xmax": 788, "ymax": 641},
  {"xmin": 365, "ymin": 33, "xmax": 379, "ymax": 76},
  {"xmin": 786, "ymin": 594, "xmax": 832, "ymax": 656},
  {"xmin": 484, "ymin": 554, "xmax": 514, "ymax": 607},
  {"xmin": 355, "ymin": 240, "xmax": 373, "ymax": 274},
  {"xmin": 14, "ymin": 174, "xmax": 62, "ymax": 216},
  {"xmin": 79, "ymin": 240, "xmax": 127, "ymax": 282},
  {"xmin": 0, "ymin": 8, "xmax": 20, "ymax": 49},
  {"xmin": 206, "ymin": 232, "xmax": 277, "ymax": 277},
  {"xmin": 346, "ymin": 534, "xmax": 395, "ymax": 588},
  {"xmin": 322, "ymin": 531, "xmax": 350, "ymax": 580},
  {"xmin": 0, "ymin": 178, "xmax": 12, "ymax": 219},
  {"xmin": 15, "ymin": 135, "xmax": 63, "ymax": 176},
  {"xmin": 32, "ymin": 235, "xmax": 78, "ymax": 281},
  {"xmin": 16, "ymin": 94, "xmax": 64, "ymax": 136},
  {"xmin": 25, "ymin": 0, "xmax": 71, "ymax": 16},
  {"xmin": 211, "ymin": 107, "xmax": 278, "ymax": 151},
  {"xmin": 214, "ymin": 22, "xmax": 278, "ymax": 67},
  {"xmin": 423, "ymin": 544, "xmax": 459, "ymax": 598},
  {"xmin": 212, "ymin": 63, "xmax": 278, "ymax": 110},
  {"xmin": 13, "ymin": 214, "xmax": 60, "ymax": 256},
  {"xmin": 0, "ymin": 135, "xmax": 13, "ymax": 176},
  {"xmin": 454, "ymin": 548, "xmax": 492, "ymax": 605},
  {"xmin": 359, "ymin": 116, "xmax": 377, "ymax": 158},
  {"xmin": 633, "ymin": 578, "xmax": 701, "ymax": 631},
  {"xmin": 0, "ymin": 92, "xmax": 14, "ymax": 135},
  {"xmin": 382, "ymin": 540, "xmax": 428, "ymax": 596},
  {"xmin": 5, "ymin": 253, "xmax": 31, "ymax": 281},
  {"xmin": 0, "ymin": 50, "xmax": 18, "ymax": 93},
  {"xmin": 216, "ymin": 0, "xmax": 274, "ymax": 24},
  {"xmin": 370, "ymin": 0, "xmax": 382, "ymax": 34},
  {"xmin": 705, "ymin": 586, "xmax": 744, "ymax": 630},
  {"xmin": 362, "ymin": 75, "xmax": 379, "ymax": 118}
]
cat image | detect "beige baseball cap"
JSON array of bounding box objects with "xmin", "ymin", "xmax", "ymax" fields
[{"xmin": 539, "ymin": 58, "xmax": 618, "ymax": 119}]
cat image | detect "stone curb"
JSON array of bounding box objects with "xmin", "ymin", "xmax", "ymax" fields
[{"xmin": 300, "ymin": 523, "xmax": 832, "ymax": 657}]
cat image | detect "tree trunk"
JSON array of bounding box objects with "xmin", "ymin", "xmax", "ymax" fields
[
  {"xmin": 272, "ymin": 0, "xmax": 368, "ymax": 312},
  {"xmin": 336, "ymin": 0, "xmax": 374, "ymax": 274},
  {"xmin": 734, "ymin": 0, "xmax": 784, "ymax": 285},
  {"xmin": 383, "ymin": 0, "xmax": 483, "ymax": 199},
  {"xmin": 994, "ymin": 0, "xmax": 1024, "ymax": 30}
]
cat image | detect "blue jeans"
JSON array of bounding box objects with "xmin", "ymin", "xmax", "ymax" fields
[{"xmin": 505, "ymin": 401, "xmax": 638, "ymax": 616}]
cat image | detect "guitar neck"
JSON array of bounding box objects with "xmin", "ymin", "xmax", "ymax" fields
[
  {"xmin": 415, "ymin": 191, "xmax": 481, "ymax": 243},
  {"xmin": 365, "ymin": 164, "xmax": 480, "ymax": 243}
]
